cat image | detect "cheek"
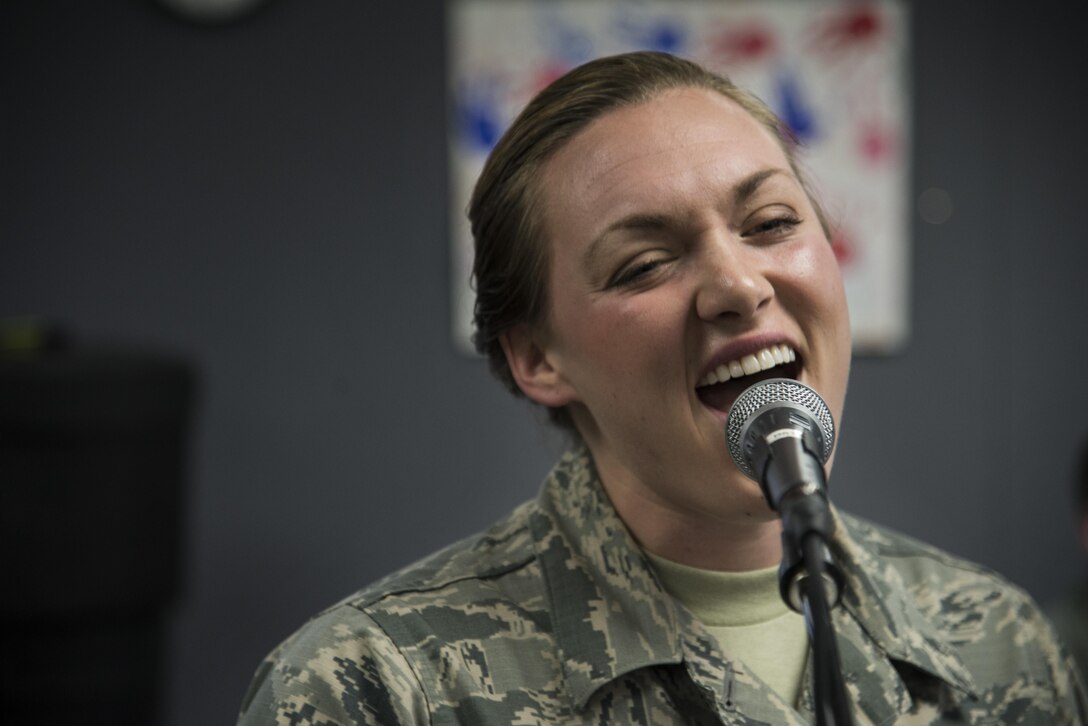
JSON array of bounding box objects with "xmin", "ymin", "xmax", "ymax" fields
[
  {"xmin": 567, "ymin": 299, "xmax": 675, "ymax": 358},
  {"xmin": 551, "ymin": 288, "xmax": 688, "ymax": 386},
  {"xmin": 780, "ymin": 240, "xmax": 849, "ymax": 326},
  {"xmin": 775, "ymin": 240, "xmax": 852, "ymax": 377},
  {"xmin": 784, "ymin": 240, "xmax": 852, "ymax": 405}
]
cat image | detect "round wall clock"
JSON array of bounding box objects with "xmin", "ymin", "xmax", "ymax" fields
[{"xmin": 156, "ymin": 0, "xmax": 272, "ymax": 25}]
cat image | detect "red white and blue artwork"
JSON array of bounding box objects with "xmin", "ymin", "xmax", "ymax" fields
[{"xmin": 449, "ymin": 0, "xmax": 909, "ymax": 353}]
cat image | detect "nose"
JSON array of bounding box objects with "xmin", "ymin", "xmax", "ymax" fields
[{"xmin": 694, "ymin": 236, "xmax": 774, "ymax": 322}]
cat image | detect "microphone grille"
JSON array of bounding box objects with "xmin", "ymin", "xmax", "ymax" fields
[{"xmin": 726, "ymin": 378, "xmax": 835, "ymax": 479}]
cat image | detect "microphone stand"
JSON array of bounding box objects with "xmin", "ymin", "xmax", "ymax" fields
[
  {"xmin": 765, "ymin": 439, "xmax": 854, "ymax": 726},
  {"xmin": 778, "ymin": 527, "xmax": 853, "ymax": 726},
  {"xmin": 801, "ymin": 534, "xmax": 853, "ymax": 726}
]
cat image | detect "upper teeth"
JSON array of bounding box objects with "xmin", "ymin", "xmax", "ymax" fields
[{"xmin": 697, "ymin": 345, "xmax": 797, "ymax": 387}]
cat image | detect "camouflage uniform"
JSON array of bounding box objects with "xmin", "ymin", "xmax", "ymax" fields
[
  {"xmin": 238, "ymin": 448, "xmax": 1088, "ymax": 724},
  {"xmin": 1050, "ymin": 584, "xmax": 1088, "ymax": 685}
]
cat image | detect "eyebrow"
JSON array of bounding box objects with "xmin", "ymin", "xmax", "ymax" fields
[
  {"xmin": 582, "ymin": 167, "xmax": 790, "ymax": 267},
  {"xmin": 735, "ymin": 168, "xmax": 786, "ymax": 208}
]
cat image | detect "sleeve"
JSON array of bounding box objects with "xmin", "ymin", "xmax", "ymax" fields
[
  {"xmin": 1015, "ymin": 593, "xmax": 1088, "ymax": 725},
  {"xmin": 1045, "ymin": 616, "xmax": 1088, "ymax": 725},
  {"xmin": 236, "ymin": 605, "xmax": 430, "ymax": 726}
]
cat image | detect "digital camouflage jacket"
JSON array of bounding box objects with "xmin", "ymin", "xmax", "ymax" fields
[{"xmin": 238, "ymin": 448, "xmax": 1088, "ymax": 725}]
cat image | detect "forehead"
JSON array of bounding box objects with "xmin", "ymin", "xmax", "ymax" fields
[{"xmin": 538, "ymin": 87, "xmax": 793, "ymax": 233}]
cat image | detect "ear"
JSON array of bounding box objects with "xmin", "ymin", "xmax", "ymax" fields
[{"xmin": 500, "ymin": 324, "xmax": 579, "ymax": 408}]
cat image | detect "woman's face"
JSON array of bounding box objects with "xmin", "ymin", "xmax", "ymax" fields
[{"xmin": 510, "ymin": 87, "xmax": 852, "ymax": 524}]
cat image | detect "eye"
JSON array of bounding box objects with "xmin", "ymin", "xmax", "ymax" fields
[
  {"xmin": 607, "ymin": 254, "xmax": 672, "ymax": 289},
  {"xmin": 744, "ymin": 213, "xmax": 803, "ymax": 239}
]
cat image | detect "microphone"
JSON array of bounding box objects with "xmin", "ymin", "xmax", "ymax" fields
[
  {"xmin": 726, "ymin": 377, "xmax": 841, "ymax": 611},
  {"xmin": 726, "ymin": 377, "xmax": 834, "ymax": 501}
]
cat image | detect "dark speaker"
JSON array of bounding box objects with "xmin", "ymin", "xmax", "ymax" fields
[{"xmin": 0, "ymin": 335, "xmax": 196, "ymax": 725}]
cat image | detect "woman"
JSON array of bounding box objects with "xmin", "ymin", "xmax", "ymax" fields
[{"xmin": 239, "ymin": 52, "xmax": 1085, "ymax": 725}]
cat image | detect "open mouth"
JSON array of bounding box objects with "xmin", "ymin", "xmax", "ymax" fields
[{"xmin": 695, "ymin": 344, "xmax": 802, "ymax": 414}]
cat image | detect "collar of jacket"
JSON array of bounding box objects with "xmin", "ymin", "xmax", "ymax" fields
[
  {"xmin": 529, "ymin": 447, "xmax": 687, "ymax": 708},
  {"xmin": 830, "ymin": 510, "xmax": 979, "ymax": 698},
  {"xmin": 530, "ymin": 447, "xmax": 979, "ymax": 711}
]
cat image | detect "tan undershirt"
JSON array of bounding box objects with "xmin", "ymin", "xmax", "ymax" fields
[{"xmin": 645, "ymin": 551, "xmax": 809, "ymax": 706}]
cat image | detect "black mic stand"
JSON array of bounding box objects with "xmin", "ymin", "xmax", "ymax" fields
[{"xmin": 763, "ymin": 436, "xmax": 854, "ymax": 726}]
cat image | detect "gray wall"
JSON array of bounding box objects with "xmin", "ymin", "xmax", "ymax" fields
[{"xmin": 3, "ymin": 1, "xmax": 1086, "ymax": 723}]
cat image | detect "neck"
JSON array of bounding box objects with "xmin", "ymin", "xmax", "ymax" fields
[
  {"xmin": 589, "ymin": 446, "xmax": 784, "ymax": 572},
  {"xmin": 619, "ymin": 493, "xmax": 783, "ymax": 571}
]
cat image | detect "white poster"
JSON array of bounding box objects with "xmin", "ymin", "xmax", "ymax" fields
[{"xmin": 449, "ymin": 0, "xmax": 910, "ymax": 354}]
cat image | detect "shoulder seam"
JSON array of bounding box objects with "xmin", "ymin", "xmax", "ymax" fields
[
  {"xmin": 842, "ymin": 512, "xmax": 1017, "ymax": 585},
  {"xmin": 350, "ymin": 552, "xmax": 538, "ymax": 610}
]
